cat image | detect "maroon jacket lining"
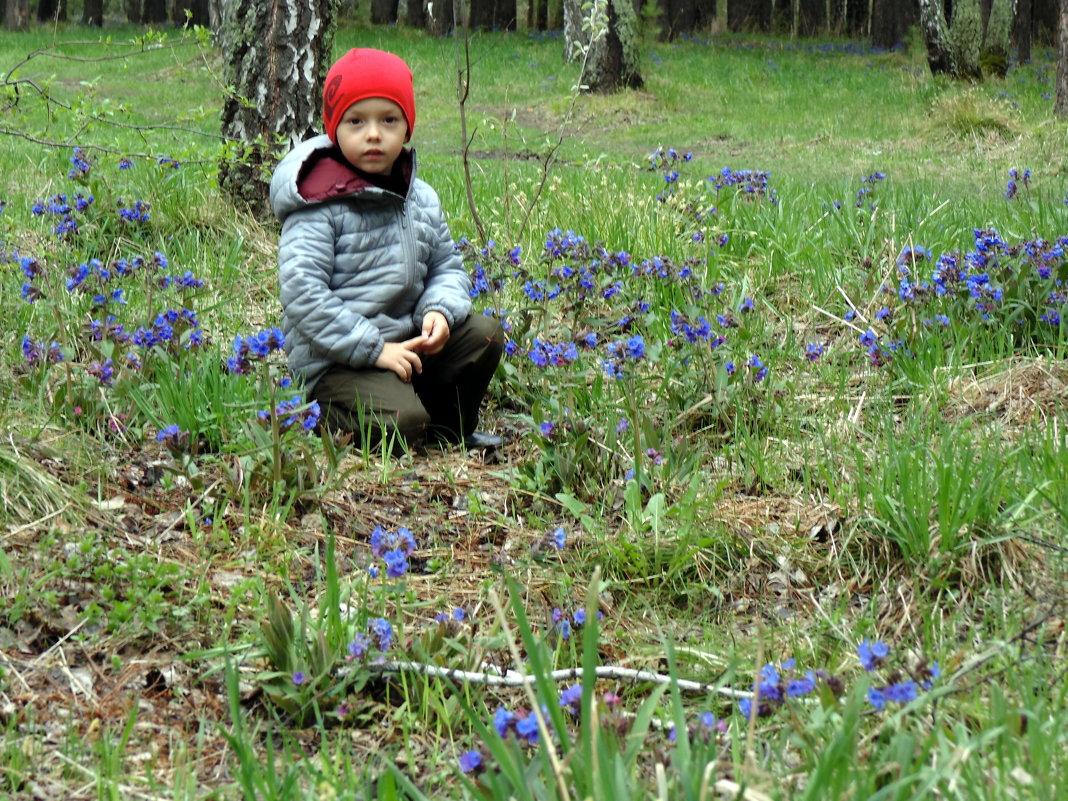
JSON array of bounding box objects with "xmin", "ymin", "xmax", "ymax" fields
[{"xmin": 296, "ymin": 148, "xmax": 412, "ymax": 202}]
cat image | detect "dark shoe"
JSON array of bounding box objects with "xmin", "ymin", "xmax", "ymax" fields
[{"xmin": 464, "ymin": 431, "xmax": 503, "ymax": 450}]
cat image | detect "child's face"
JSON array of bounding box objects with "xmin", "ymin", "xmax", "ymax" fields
[{"xmin": 335, "ymin": 97, "xmax": 409, "ymax": 175}]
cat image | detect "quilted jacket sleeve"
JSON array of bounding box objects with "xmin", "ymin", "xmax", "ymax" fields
[
  {"xmin": 413, "ymin": 184, "xmax": 472, "ymax": 329},
  {"xmin": 278, "ymin": 205, "xmax": 386, "ymax": 369}
]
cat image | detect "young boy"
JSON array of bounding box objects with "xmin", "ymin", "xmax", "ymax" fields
[{"xmin": 270, "ymin": 48, "xmax": 503, "ymax": 451}]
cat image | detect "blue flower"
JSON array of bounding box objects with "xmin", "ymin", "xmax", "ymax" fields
[
  {"xmin": 552, "ymin": 527, "xmax": 566, "ymax": 550},
  {"xmin": 493, "ymin": 706, "xmax": 515, "ymax": 738},
  {"xmin": 857, "ymin": 639, "xmax": 889, "ymax": 671},
  {"xmin": 347, "ymin": 633, "xmax": 370, "ymax": 661},
  {"xmin": 559, "ymin": 684, "xmax": 582, "ymax": 715},
  {"xmin": 292, "ymin": 671, "xmax": 306, "ymax": 686},
  {"xmin": 458, "ymin": 749, "xmax": 484, "ymax": 774}
]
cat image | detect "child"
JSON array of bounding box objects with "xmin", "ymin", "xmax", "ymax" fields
[{"xmin": 270, "ymin": 48, "xmax": 503, "ymax": 451}]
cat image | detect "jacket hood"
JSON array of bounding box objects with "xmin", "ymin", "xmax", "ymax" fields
[{"xmin": 269, "ymin": 134, "xmax": 414, "ymax": 222}]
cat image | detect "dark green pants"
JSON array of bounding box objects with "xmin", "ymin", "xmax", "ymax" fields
[{"xmin": 311, "ymin": 313, "xmax": 504, "ymax": 450}]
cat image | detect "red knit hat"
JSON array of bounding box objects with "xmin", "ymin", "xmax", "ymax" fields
[{"xmin": 322, "ymin": 49, "xmax": 416, "ymax": 144}]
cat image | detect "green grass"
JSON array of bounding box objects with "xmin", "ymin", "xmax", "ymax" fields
[{"xmin": 0, "ymin": 17, "xmax": 1066, "ymax": 801}]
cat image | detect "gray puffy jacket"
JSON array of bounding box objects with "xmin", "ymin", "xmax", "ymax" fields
[{"xmin": 270, "ymin": 135, "xmax": 472, "ymax": 393}]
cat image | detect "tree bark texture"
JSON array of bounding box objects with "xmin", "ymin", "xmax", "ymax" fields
[
  {"xmin": 1014, "ymin": 0, "xmax": 1032, "ymax": 61},
  {"xmin": 580, "ymin": 0, "xmax": 644, "ymax": 91},
  {"xmin": 562, "ymin": 0, "xmax": 584, "ymax": 61},
  {"xmin": 4, "ymin": 0, "xmax": 29, "ymax": 30},
  {"xmin": 948, "ymin": 0, "xmax": 983, "ymax": 78},
  {"xmin": 919, "ymin": 0, "xmax": 954, "ymax": 73},
  {"xmin": 82, "ymin": 0, "xmax": 104, "ymax": 25},
  {"xmin": 219, "ymin": 0, "xmax": 339, "ymax": 216},
  {"xmin": 1055, "ymin": 0, "xmax": 1068, "ymax": 116}
]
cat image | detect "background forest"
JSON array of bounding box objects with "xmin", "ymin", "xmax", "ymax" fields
[{"xmin": 1, "ymin": 2, "xmax": 1066, "ymax": 800}]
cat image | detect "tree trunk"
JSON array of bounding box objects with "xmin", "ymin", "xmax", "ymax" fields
[
  {"xmin": 37, "ymin": 0, "xmax": 68, "ymax": 22},
  {"xmin": 1055, "ymin": 0, "xmax": 1068, "ymax": 116},
  {"xmin": 427, "ymin": 0, "xmax": 455, "ymax": 34},
  {"xmin": 173, "ymin": 0, "xmax": 210, "ymax": 25},
  {"xmin": 142, "ymin": 0, "xmax": 169, "ymax": 24},
  {"xmin": 660, "ymin": 0, "xmax": 697, "ymax": 39},
  {"xmin": 406, "ymin": 0, "xmax": 427, "ymax": 27},
  {"xmin": 469, "ymin": 0, "xmax": 493, "ymax": 27},
  {"xmin": 563, "ymin": 0, "xmax": 584, "ymax": 61},
  {"xmin": 497, "ymin": 0, "xmax": 517, "ymax": 28},
  {"xmin": 871, "ymin": 0, "xmax": 913, "ymax": 48},
  {"xmin": 948, "ymin": 0, "xmax": 984, "ymax": 78},
  {"xmin": 566, "ymin": 0, "xmax": 643, "ymax": 91},
  {"xmin": 919, "ymin": 0, "xmax": 955, "ymax": 73},
  {"xmin": 82, "ymin": 0, "xmax": 104, "ymax": 25},
  {"xmin": 371, "ymin": 0, "xmax": 399, "ymax": 24},
  {"xmin": 219, "ymin": 0, "xmax": 339, "ymax": 216},
  {"xmin": 4, "ymin": 0, "xmax": 29, "ymax": 29},
  {"xmin": 124, "ymin": 0, "xmax": 142, "ymax": 22},
  {"xmin": 1014, "ymin": 0, "xmax": 1033, "ymax": 61},
  {"xmin": 981, "ymin": 0, "xmax": 1016, "ymax": 75}
]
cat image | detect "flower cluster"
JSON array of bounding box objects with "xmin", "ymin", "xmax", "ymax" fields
[
  {"xmin": 256, "ymin": 395, "xmax": 320, "ymax": 434},
  {"xmin": 1005, "ymin": 167, "xmax": 1031, "ymax": 200},
  {"xmin": 493, "ymin": 705, "xmax": 542, "ymax": 745},
  {"xmin": 31, "ymin": 192, "xmax": 92, "ymax": 238},
  {"xmin": 857, "ymin": 639, "xmax": 940, "ymax": 711},
  {"xmin": 21, "ymin": 336, "xmax": 64, "ymax": 366},
  {"xmin": 602, "ymin": 334, "xmax": 646, "ymax": 379},
  {"xmin": 156, "ymin": 424, "xmax": 190, "ymax": 453},
  {"xmin": 227, "ymin": 327, "xmax": 285, "ymax": 374},
  {"xmin": 346, "ymin": 617, "xmax": 394, "ymax": 661},
  {"xmin": 552, "ymin": 605, "xmax": 602, "ymax": 640},
  {"xmin": 710, "ymin": 167, "xmax": 778, "ymax": 204},
  {"xmin": 117, "ymin": 198, "xmax": 151, "ymax": 224},
  {"xmin": 738, "ymin": 658, "xmax": 843, "ymax": 720},
  {"xmin": 855, "ymin": 171, "xmax": 886, "ymax": 208},
  {"xmin": 369, "ymin": 526, "xmax": 417, "ymax": 579},
  {"xmin": 68, "ymin": 147, "xmax": 93, "ymax": 181}
]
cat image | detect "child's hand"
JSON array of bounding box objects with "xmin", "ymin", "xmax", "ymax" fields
[
  {"xmin": 376, "ymin": 339, "xmax": 424, "ymax": 382},
  {"xmin": 418, "ymin": 311, "xmax": 450, "ymax": 355}
]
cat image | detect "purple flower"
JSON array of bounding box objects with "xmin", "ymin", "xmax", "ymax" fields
[
  {"xmin": 458, "ymin": 749, "xmax": 484, "ymax": 774},
  {"xmin": 552, "ymin": 527, "xmax": 566, "ymax": 550},
  {"xmin": 559, "ymin": 684, "xmax": 582, "ymax": 715},
  {"xmin": 347, "ymin": 633, "xmax": 370, "ymax": 661},
  {"xmin": 292, "ymin": 671, "xmax": 306, "ymax": 686}
]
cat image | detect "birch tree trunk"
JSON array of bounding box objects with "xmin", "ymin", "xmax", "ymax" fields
[
  {"xmin": 1055, "ymin": 0, "xmax": 1068, "ymax": 117},
  {"xmin": 579, "ymin": 0, "xmax": 643, "ymax": 91},
  {"xmin": 219, "ymin": 0, "xmax": 339, "ymax": 215},
  {"xmin": 919, "ymin": 0, "xmax": 954, "ymax": 74}
]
